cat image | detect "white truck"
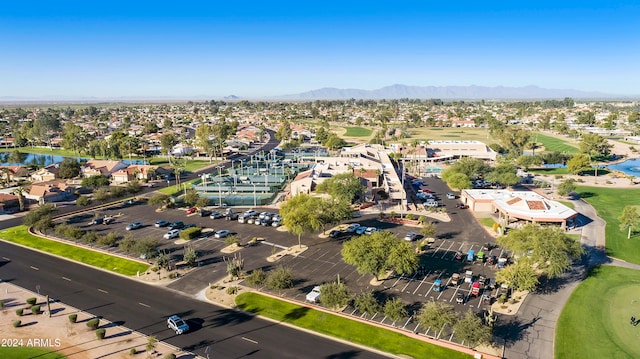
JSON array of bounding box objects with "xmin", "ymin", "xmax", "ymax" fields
[{"xmin": 306, "ymin": 286, "xmax": 321, "ymax": 303}]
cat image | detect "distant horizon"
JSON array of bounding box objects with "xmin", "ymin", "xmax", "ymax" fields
[
  {"xmin": 0, "ymin": 84, "xmax": 638, "ymax": 104},
  {"xmin": 2, "ymin": 1, "xmax": 639, "ymax": 99}
]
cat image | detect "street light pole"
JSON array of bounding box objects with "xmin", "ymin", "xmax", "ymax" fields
[
  {"xmin": 253, "ymin": 183, "xmax": 257, "ymax": 207},
  {"xmin": 217, "ymin": 183, "xmax": 222, "ymax": 206}
]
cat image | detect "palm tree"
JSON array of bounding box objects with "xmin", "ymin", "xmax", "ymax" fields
[{"xmin": 10, "ymin": 187, "xmax": 25, "ymax": 211}]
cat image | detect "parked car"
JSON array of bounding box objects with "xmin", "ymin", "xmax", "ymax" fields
[
  {"xmin": 364, "ymin": 227, "xmax": 378, "ymax": 235},
  {"xmin": 186, "ymin": 207, "xmax": 197, "ymax": 215},
  {"xmin": 456, "ymin": 291, "xmax": 465, "ymax": 304},
  {"xmin": 467, "ymin": 249, "xmax": 475, "ymax": 262},
  {"xmin": 167, "ymin": 315, "xmax": 189, "ymax": 335},
  {"xmin": 91, "ymin": 217, "xmax": 104, "ymax": 225},
  {"xmin": 271, "ymin": 220, "xmax": 282, "ymax": 227},
  {"xmin": 225, "ymin": 212, "xmax": 239, "ymax": 221},
  {"xmin": 404, "ymin": 232, "xmax": 417, "ymax": 241},
  {"xmin": 355, "ymin": 226, "xmax": 368, "ymax": 235},
  {"xmin": 155, "ymin": 219, "xmax": 169, "ymax": 227},
  {"xmin": 207, "ymin": 211, "xmax": 222, "ymax": 219},
  {"xmin": 433, "ymin": 279, "xmax": 444, "ymax": 292},
  {"xmin": 164, "ymin": 229, "xmax": 180, "ymax": 239},
  {"xmin": 214, "ymin": 230, "xmax": 230, "ymax": 238},
  {"xmin": 329, "ymin": 230, "xmax": 342, "ymax": 238},
  {"xmin": 126, "ymin": 222, "xmax": 142, "ymax": 231},
  {"xmin": 446, "ymin": 192, "xmax": 456, "ymax": 200},
  {"xmin": 103, "ymin": 216, "xmax": 114, "ymax": 224},
  {"xmin": 451, "ymin": 273, "xmax": 461, "ymax": 286},
  {"xmin": 199, "ymin": 209, "xmax": 212, "ymax": 217},
  {"xmin": 244, "ymin": 210, "xmax": 258, "ymax": 217},
  {"xmin": 424, "ymin": 199, "xmax": 438, "ymax": 207},
  {"xmin": 346, "ymin": 223, "xmax": 361, "ymax": 233},
  {"xmin": 306, "ymin": 286, "xmax": 321, "ymax": 303},
  {"xmin": 168, "ymin": 221, "xmax": 184, "ymax": 230}
]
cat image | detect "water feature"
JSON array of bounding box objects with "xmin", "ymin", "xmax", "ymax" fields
[
  {"xmin": 608, "ymin": 158, "xmax": 640, "ymax": 176},
  {"xmin": 0, "ymin": 152, "xmax": 147, "ymax": 167}
]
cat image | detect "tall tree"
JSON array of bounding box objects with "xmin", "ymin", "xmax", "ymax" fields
[
  {"xmin": 567, "ymin": 153, "xmax": 592, "ymax": 175},
  {"xmin": 497, "ymin": 223, "xmax": 584, "ymax": 279},
  {"xmin": 579, "ymin": 133, "xmax": 612, "ymax": 159},
  {"xmin": 280, "ymin": 194, "xmax": 323, "ymax": 248},
  {"xmin": 316, "ymin": 172, "xmax": 366, "ymax": 203},
  {"xmin": 452, "ymin": 309, "xmax": 493, "ymax": 347},
  {"xmin": 618, "ymin": 206, "xmax": 640, "ymax": 239},
  {"xmin": 341, "ymin": 231, "xmax": 418, "ymax": 280}
]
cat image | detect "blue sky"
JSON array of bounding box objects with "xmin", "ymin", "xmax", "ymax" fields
[{"xmin": 1, "ymin": 1, "xmax": 638, "ymax": 99}]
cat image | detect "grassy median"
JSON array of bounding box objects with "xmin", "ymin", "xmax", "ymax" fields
[
  {"xmin": 0, "ymin": 226, "xmax": 149, "ymax": 276},
  {"xmin": 236, "ymin": 292, "xmax": 471, "ymax": 359}
]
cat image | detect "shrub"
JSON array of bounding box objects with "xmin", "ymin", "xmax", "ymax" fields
[
  {"xmin": 406, "ymin": 213, "xmax": 415, "ymax": 220},
  {"xmin": 81, "ymin": 231, "xmax": 100, "ymax": 244},
  {"xmin": 97, "ymin": 232, "xmax": 120, "ymax": 247},
  {"xmin": 96, "ymin": 328, "xmax": 106, "ymax": 340},
  {"xmin": 110, "ymin": 186, "xmax": 126, "ymax": 198},
  {"xmin": 390, "ymin": 211, "xmax": 397, "ymax": 218},
  {"xmin": 16, "ymin": 308, "xmax": 23, "ymax": 316},
  {"xmin": 225, "ymin": 235, "xmax": 240, "ymax": 246},
  {"xmin": 245, "ymin": 268, "xmax": 267, "ymax": 286},
  {"xmin": 0, "ymin": 299, "xmax": 4, "ymax": 309},
  {"xmin": 179, "ymin": 227, "xmax": 202, "ymax": 240},
  {"xmin": 164, "ymin": 354, "xmax": 176, "ymax": 359},
  {"xmin": 13, "ymin": 320, "xmax": 21, "ymax": 328},
  {"xmin": 226, "ymin": 286, "xmax": 239, "ymax": 295},
  {"xmin": 129, "ymin": 348, "xmax": 137, "ymax": 356},
  {"xmin": 26, "ymin": 297, "xmax": 37, "ymax": 305},
  {"xmin": 86, "ymin": 318, "xmax": 100, "ymax": 330},
  {"xmin": 31, "ymin": 305, "xmax": 41, "ymax": 315},
  {"xmin": 69, "ymin": 314, "xmax": 78, "ymax": 323},
  {"xmin": 498, "ymin": 294, "xmax": 507, "ymax": 304}
]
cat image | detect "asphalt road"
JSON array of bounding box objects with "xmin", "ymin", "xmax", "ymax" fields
[{"xmin": 0, "ymin": 241, "xmax": 389, "ymax": 359}]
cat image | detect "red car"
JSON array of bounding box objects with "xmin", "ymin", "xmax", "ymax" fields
[{"xmin": 186, "ymin": 207, "xmax": 197, "ymax": 215}]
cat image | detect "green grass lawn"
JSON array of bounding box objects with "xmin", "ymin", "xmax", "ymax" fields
[
  {"xmin": 534, "ymin": 133, "xmax": 579, "ymax": 153},
  {"xmin": 157, "ymin": 178, "xmax": 199, "ymax": 196},
  {"xmin": 556, "ymin": 266, "xmax": 640, "ymax": 359},
  {"xmin": 408, "ymin": 128, "xmax": 497, "ymax": 144},
  {"xmin": 478, "ymin": 217, "xmax": 496, "ymax": 229},
  {"xmin": 343, "ymin": 126, "xmax": 373, "ymax": 137},
  {"xmin": 0, "ymin": 226, "xmax": 149, "ymax": 276},
  {"xmin": 528, "ymin": 167, "xmax": 570, "ymax": 175},
  {"xmin": 0, "ymin": 347, "xmax": 67, "ymax": 358},
  {"xmin": 577, "ymin": 186, "xmax": 640, "ymax": 264},
  {"xmin": 236, "ymin": 292, "xmax": 471, "ymax": 359}
]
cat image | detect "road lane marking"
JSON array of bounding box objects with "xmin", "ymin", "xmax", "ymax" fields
[
  {"xmin": 30, "ymin": 266, "xmax": 39, "ymax": 271},
  {"xmin": 62, "ymin": 277, "xmax": 71, "ymax": 281},
  {"xmin": 241, "ymin": 337, "xmax": 258, "ymax": 344},
  {"xmin": 97, "ymin": 289, "xmax": 108, "ymax": 293},
  {"xmin": 2, "ymin": 257, "xmax": 10, "ymax": 261},
  {"xmin": 138, "ymin": 302, "xmax": 150, "ymax": 308}
]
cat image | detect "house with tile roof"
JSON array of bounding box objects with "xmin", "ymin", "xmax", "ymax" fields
[
  {"xmin": 25, "ymin": 180, "xmax": 77, "ymax": 204},
  {"xmin": 81, "ymin": 160, "xmax": 128, "ymax": 178},
  {"xmin": 111, "ymin": 165, "xmax": 158, "ymax": 184}
]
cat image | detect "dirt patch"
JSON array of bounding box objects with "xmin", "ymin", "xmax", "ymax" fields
[{"xmin": 267, "ymin": 245, "xmax": 308, "ymax": 262}]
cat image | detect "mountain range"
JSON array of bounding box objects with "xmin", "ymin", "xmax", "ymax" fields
[{"xmin": 278, "ymin": 84, "xmax": 619, "ymax": 100}]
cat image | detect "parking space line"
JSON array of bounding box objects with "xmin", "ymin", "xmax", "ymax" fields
[
  {"xmin": 440, "ymin": 241, "xmax": 454, "ymax": 259},
  {"xmin": 401, "ymin": 272, "xmax": 418, "ymax": 292},
  {"xmin": 413, "ymin": 270, "xmax": 431, "ymax": 295},
  {"xmin": 431, "ymin": 240, "xmax": 446, "ymax": 257},
  {"xmin": 402, "ymin": 316, "xmax": 413, "ymax": 329},
  {"xmin": 390, "ymin": 274, "xmax": 404, "ymax": 289}
]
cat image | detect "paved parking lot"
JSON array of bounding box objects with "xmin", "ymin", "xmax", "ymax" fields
[{"xmin": 60, "ymin": 177, "xmax": 505, "ymax": 335}]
